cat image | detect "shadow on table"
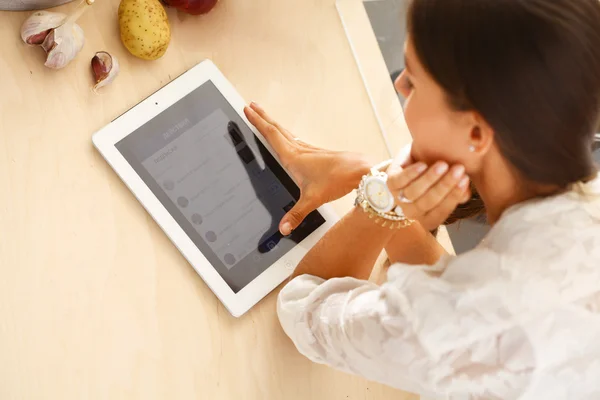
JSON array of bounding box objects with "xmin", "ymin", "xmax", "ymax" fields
[{"xmin": 226, "ymin": 121, "xmax": 303, "ymax": 254}]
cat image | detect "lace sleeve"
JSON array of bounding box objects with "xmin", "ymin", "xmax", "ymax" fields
[{"xmin": 277, "ymin": 250, "xmax": 535, "ymax": 399}]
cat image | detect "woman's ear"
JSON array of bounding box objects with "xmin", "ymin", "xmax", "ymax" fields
[{"xmin": 470, "ymin": 114, "xmax": 494, "ymax": 155}]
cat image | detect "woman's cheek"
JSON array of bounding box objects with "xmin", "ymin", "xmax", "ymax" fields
[
  {"xmin": 403, "ymin": 99, "xmax": 427, "ymax": 143},
  {"xmin": 401, "ymin": 101, "xmax": 432, "ymax": 163},
  {"xmin": 401, "ymin": 98, "xmax": 416, "ymax": 139}
]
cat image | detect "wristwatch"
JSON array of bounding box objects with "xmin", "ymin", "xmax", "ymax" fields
[{"xmin": 355, "ymin": 159, "xmax": 413, "ymax": 229}]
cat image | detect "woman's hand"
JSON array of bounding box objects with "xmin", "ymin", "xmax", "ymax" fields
[
  {"xmin": 244, "ymin": 103, "xmax": 372, "ymax": 235},
  {"xmin": 386, "ymin": 158, "xmax": 471, "ymax": 231}
]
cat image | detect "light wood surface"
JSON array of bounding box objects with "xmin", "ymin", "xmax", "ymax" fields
[{"xmin": 0, "ymin": 1, "xmax": 420, "ymax": 399}]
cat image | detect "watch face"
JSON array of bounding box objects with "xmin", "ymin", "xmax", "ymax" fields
[{"xmin": 364, "ymin": 176, "xmax": 394, "ymax": 213}]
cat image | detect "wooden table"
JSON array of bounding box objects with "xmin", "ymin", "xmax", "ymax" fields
[{"xmin": 0, "ymin": 1, "xmax": 420, "ymax": 398}]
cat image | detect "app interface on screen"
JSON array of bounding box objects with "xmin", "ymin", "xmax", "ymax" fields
[
  {"xmin": 142, "ymin": 109, "xmax": 296, "ymax": 269},
  {"xmin": 116, "ymin": 81, "xmax": 325, "ymax": 292}
]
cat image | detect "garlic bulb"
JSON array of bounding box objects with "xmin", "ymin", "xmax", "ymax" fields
[
  {"xmin": 20, "ymin": 0, "xmax": 94, "ymax": 70},
  {"xmin": 20, "ymin": 11, "xmax": 66, "ymax": 45},
  {"xmin": 91, "ymin": 51, "xmax": 119, "ymax": 91},
  {"xmin": 41, "ymin": 22, "xmax": 85, "ymax": 69}
]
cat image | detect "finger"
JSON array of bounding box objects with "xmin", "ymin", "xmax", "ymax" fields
[
  {"xmin": 386, "ymin": 162, "xmax": 428, "ymax": 191},
  {"xmin": 388, "ymin": 145, "xmax": 414, "ymax": 178},
  {"xmin": 423, "ymin": 182, "xmax": 470, "ymax": 229},
  {"xmin": 402, "ymin": 162, "xmax": 449, "ymax": 202},
  {"xmin": 394, "ymin": 202, "xmax": 423, "ymax": 222},
  {"xmin": 250, "ymin": 103, "xmax": 296, "ymax": 142},
  {"xmin": 422, "ymin": 201, "xmax": 458, "ymax": 231},
  {"xmin": 394, "ymin": 143, "xmax": 414, "ymax": 168},
  {"xmin": 401, "ymin": 155, "xmax": 415, "ymax": 168},
  {"xmin": 244, "ymin": 106, "xmax": 288, "ymax": 156},
  {"xmin": 458, "ymin": 177, "xmax": 472, "ymax": 203},
  {"xmin": 445, "ymin": 176, "xmax": 471, "ymax": 206},
  {"xmin": 412, "ymin": 165, "xmax": 465, "ymax": 212},
  {"xmin": 280, "ymin": 198, "xmax": 315, "ymax": 236},
  {"xmin": 460, "ymin": 192, "xmax": 472, "ymax": 204},
  {"xmin": 249, "ymin": 103, "xmax": 319, "ymax": 150},
  {"xmin": 420, "ymin": 176, "xmax": 470, "ymax": 229}
]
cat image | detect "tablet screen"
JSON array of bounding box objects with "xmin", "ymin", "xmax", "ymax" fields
[{"xmin": 116, "ymin": 81, "xmax": 326, "ymax": 293}]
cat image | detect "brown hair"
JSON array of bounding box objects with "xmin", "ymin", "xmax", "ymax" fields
[{"xmin": 407, "ymin": 0, "xmax": 600, "ymax": 224}]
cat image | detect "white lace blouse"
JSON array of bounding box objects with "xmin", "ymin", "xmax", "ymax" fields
[{"xmin": 277, "ymin": 178, "xmax": 600, "ymax": 400}]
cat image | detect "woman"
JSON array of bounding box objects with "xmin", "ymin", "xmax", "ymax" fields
[{"xmin": 245, "ymin": 0, "xmax": 600, "ymax": 398}]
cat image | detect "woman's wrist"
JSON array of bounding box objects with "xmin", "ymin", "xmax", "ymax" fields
[{"xmin": 336, "ymin": 152, "xmax": 374, "ymax": 192}]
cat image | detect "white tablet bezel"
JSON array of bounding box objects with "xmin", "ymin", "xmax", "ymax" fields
[{"xmin": 92, "ymin": 60, "xmax": 339, "ymax": 317}]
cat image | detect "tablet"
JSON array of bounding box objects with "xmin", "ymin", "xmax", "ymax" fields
[{"xmin": 92, "ymin": 60, "xmax": 339, "ymax": 317}]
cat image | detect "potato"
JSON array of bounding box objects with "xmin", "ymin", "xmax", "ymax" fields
[{"xmin": 118, "ymin": 0, "xmax": 171, "ymax": 60}]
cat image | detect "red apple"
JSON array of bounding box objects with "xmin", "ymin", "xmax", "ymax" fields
[{"xmin": 162, "ymin": 0, "xmax": 219, "ymax": 15}]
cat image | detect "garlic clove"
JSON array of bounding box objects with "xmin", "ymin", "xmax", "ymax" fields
[
  {"xmin": 91, "ymin": 51, "xmax": 119, "ymax": 91},
  {"xmin": 42, "ymin": 22, "xmax": 85, "ymax": 69},
  {"xmin": 91, "ymin": 51, "xmax": 112, "ymax": 80},
  {"xmin": 40, "ymin": 30, "xmax": 56, "ymax": 53},
  {"xmin": 20, "ymin": 11, "xmax": 66, "ymax": 45}
]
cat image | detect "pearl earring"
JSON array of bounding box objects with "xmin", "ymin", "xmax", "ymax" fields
[{"xmin": 469, "ymin": 145, "xmax": 476, "ymax": 153}]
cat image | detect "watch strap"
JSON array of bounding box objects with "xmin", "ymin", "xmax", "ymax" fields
[
  {"xmin": 370, "ymin": 158, "xmax": 394, "ymax": 176},
  {"xmin": 355, "ymin": 161, "xmax": 413, "ymax": 229}
]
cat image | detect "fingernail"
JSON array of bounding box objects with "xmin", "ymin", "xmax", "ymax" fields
[
  {"xmin": 452, "ymin": 165, "xmax": 465, "ymax": 179},
  {"xmin": 415, "ymin": 163, "xmax": 427, "ymax": 174},
  {"xmin": 281, "ymin": 222, "xmax": 293, "ymax": 236},
  {"xmin": 250, "ymin": 101, "xmax": 261, "ymax": 109},
  {"xmin": 435, "ymin": 163, "xmax": 449, "ymax": 175},
  {"xmin": 458, "ymin": 176, "xmax": 470, "ymax": 189}
]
